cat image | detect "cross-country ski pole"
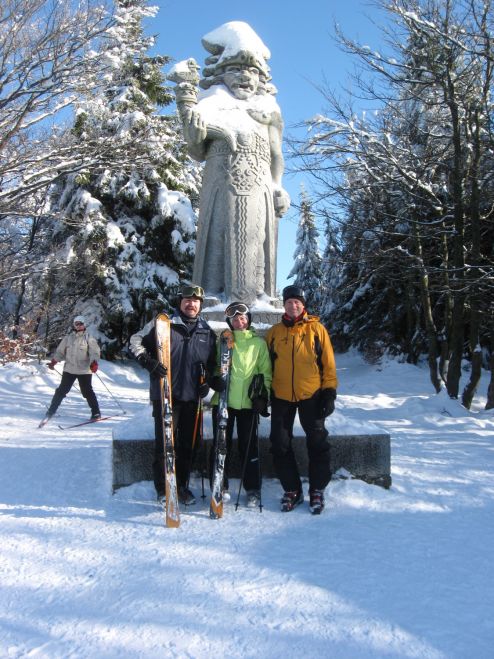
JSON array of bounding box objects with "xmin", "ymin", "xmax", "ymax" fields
[
  {"xmin": 94, "ymin": 371, "xmax": 127, "ymax": 414},
  {"xmin": 51, "ymin": 365, "xmax": 81, "ymax": 392}
]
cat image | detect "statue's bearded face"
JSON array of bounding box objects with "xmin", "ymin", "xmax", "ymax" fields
[{"xmin": 223, "ymin": 64, "xmax": 260, "ymax": 99}]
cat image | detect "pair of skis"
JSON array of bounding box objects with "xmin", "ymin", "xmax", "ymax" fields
[{"xmin": 155, "ymin": 314, "xmax": 233, "ymax": 526}]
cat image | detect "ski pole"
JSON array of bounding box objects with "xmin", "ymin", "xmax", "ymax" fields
[
  {"xmin": 51, "ymin": 365, "xmax": 81, "ymax": 392},
  {"xmin": 257, "ymin": 425, "xmax": 263, "ymax": 513},
  {"xmin": 236, "ymin": 372, "xmax": 266, "ymax": 512},
  {"xmin": 234, "ymin": 410, "xmax": 259, "ymax": 511},
  {"xmin": 200, "ymin": 401, "xmax": 206, "ymax": 499},
  {"xmin": 186, "ymin": 398, "xmax": 203, "ymax": 492},
  {"xmin": 94, "ymin": 371, "xmax": 127, "ymax": 414},
  {"xmin": 186, "ymin": 363, "xmax": 206, "ymax": 492}
]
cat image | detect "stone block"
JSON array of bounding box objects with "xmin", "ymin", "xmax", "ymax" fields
[
  {"xmin": 201, "ymin": 307, "xmax": 283, "ymax": 335},
  {"xmin": 112, "ymin": 433, "xmax": 391, "ymax": 492}
]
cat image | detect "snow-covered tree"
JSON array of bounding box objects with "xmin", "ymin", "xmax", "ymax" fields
[
  {"xmin": 0, "ymin": 0, "xmax": 113, "ymax": 217},
  {"xmin": 0, "ymin": 0, "xmax": 115, "ymax": 339},
  {"xmin": 319, "ymin": 214, "xmax": 343, "ymax": 339},
  {"xmin": 42, "ymin": 0, "xmax": 197, "ymax": 355},
  {"xmin": 287, "ymin": 189, "xmax": 323, "ymax": 313},
  {"xmin": 292, "ymin": 0, "xmax": 494, "ymax": 406}
]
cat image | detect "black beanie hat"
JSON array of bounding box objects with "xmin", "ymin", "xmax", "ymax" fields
[{"xmin": 282, "ymin": 285, "xmax": 306, "ymax": 305}]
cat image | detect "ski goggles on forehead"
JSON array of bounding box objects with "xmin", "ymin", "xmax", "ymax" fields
[
  {"xmin": 225, "ymin": 303, "xmax": 249, "ymax": 318},
  {"xmin": 181, "ymin": 285, "xmax": 204, "ymax": 298}
]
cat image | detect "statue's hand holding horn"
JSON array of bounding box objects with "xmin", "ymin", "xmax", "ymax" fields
[{"xmin": 182, "ymin": 108, "xmax": 207, "ymax": 145}]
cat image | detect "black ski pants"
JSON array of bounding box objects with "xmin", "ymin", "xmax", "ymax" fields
[
  {"xmin": 210, "ymin": 406, "xmax": 261, "ymax": 493},
  {"xmin": 270, "ymin": 394, "xmax": 331, "ymax": 493},
  {"xmin": 48, "ymin": 372, "xmax": 100, "ymax": 417},
  {"xmin": 152, "ymin": 399, "xmax": 200, "ymax": 494}
]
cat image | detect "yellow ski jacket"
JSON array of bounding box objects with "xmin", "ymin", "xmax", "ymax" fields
[{"xmin": 266, "ymin": 314, "xmax": 338, "ymax": 402}]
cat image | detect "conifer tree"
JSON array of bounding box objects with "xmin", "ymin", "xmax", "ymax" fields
[
  {"xmin": 44, "ymin": 0, "xmax": 196, "ymax": 354},
  {"xmin": 319, "ymin": 215, "xmax": 343, "ymax": 338},
  {"xmin": 287, "ymin": 189, "xmax": 323, "ymax": 313}
]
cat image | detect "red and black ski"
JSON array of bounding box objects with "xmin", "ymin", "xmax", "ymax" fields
[
  {"xmin": 57, "ymin": 415, "xmax": 122, "ymax": 430},
  {"xmin": 210, "ymin": 328, "xmax": 234, "ymax": 519},
  {"xmin": 155, "ymin": 313, "xmax": 180, "ymax": 528}
]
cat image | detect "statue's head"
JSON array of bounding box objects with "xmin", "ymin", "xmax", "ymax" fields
[
  {"xmin": 222, "ymin": 61, "xmax": 260, "ymax": 100},
  {"xmin": 199, "ymin": 21, "xmax": 275, "ymax": 96}
]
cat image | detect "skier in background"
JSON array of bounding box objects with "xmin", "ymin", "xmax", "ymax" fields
[
  {"xmin": 210, "ymin": 302, "xmax": 272, "ymax": 507},
  {"xmin": 266, "ymin": 285, "xmax": 338, "ymax": 514},
  {"xmin": 130, "ymin": 285, "xmax": 216, "ymax": 505},
  {"xmin": 40, "ymin": 315, "xmax": 101, "ymax": 426}
]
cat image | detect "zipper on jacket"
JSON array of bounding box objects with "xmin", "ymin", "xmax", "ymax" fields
[{"xmin": 291, "ymin": 332, "xmax": 296, "ymax": 402}]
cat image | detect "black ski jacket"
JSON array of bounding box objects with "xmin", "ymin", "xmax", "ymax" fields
[{"xmin": 130, "ymin": 312, "xmax": 217, "ymax": 402}]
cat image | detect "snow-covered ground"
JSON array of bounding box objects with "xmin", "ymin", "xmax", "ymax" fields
[{"xmin": 1, "ymin": 352, "xmax": 493, "ymax": 658}]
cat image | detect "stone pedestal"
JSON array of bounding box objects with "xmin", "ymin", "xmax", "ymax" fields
[
  {"xmin": 201, "ymin": 300, "xmax": 283, "ymax": 334},
  {"xmin": 112, "ymin": 432, "xmax": 391, "ymax": 492}
]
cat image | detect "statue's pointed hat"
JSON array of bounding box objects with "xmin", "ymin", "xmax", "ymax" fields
[{"xmin": 201, "ymin": 21, "xmax": 271, "ymax": 78}]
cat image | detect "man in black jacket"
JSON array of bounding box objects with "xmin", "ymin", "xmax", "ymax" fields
[{"xmin": 130, "ymin": 285, "xmax": 217, "ymax": 504}]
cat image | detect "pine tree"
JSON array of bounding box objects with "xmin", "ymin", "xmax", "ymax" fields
[
  {"xmin": 319, "ymin": 214, "xmax": 342, "ymax": 337},
  {"xmin": 287, "ymin": 189, "xmax": 323, "ymax": 313},
  {"xmin": 44, "ymin": 0, "xmax": 197, "ymax": 355}
]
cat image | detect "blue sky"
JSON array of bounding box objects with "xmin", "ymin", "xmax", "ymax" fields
[{"xmin": 152, "ymin": 0, "xmax": 385, "ymax": 290}]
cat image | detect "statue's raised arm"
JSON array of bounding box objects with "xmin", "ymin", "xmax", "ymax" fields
[{"xmin": 169, "ymin": 21, "xmax": 290, "ymax": 304}]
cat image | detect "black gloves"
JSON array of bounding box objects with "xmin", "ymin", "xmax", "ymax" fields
[
  {"xmin": 138, "ymin": 355, "xmax": 168, "ymax": 378},
  {"xmin": 249, "ymin": 374, "xmax": 270, "ymax": 417},
  {"xmin": 251, "ymin": 396, "xmax": 270, "ymax": 417},
  {"xmin": 199, "ymin": 382, "xmax": 210, "ymax": 398},
  {"xmin": 209, "ymin": 375, "xmax": 227, "ymax": 392},
  {"xmin": 320, "ymin": 387, "xmax": 336, "ymax": 417}
]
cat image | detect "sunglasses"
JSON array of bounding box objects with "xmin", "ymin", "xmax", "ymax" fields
[
  {"xmin": 225, "ymin": 302, "xmax": 249, "ymax": 318},
  {"xmin": 74, "ymin": 321, "xmax": 85, "ymax": 326},
  {"xmin": 181, "ymin": 285, "xmax": 204, "ymax": 298}
]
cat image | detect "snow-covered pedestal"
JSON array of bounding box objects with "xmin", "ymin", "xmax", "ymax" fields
[
  {"xmin": 112, "ymin": 408, "xmax": 391, "ymax": 491},
  {"xmin": 201, "ymin": 299, "xmax": 284, "ymax": 335}
]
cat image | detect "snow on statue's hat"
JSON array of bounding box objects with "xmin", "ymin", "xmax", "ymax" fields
[{"xmin": 201, "ymin": 21, "xmax": 271, "ymax": 79}]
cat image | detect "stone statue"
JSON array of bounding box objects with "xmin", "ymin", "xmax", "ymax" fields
[{"xmin": 168, "ymin": 21, "xmax": 290, "ymax": 304}]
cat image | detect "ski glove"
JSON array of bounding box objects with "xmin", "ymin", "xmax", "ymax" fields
[
  {"xmin": 320, "ymin": 387, "xmax": 336, "ymax": 418},
  {"xmin": 47, "ymin": 359, "xmax": 57, "ymax": 370},
  {"xmin": 90, "ymin": 360, "xmax": 98, "ymax": 373},
  {"xmin": 138, "ymin": 355, "xmax": 168, "ymax": 378},
  {"xmin": 199, "ymin": 382, "xmax": 210, "ymax": 398},
  {"xmin": 249, "ymin": 374, "xmax": 270, "ymax": 417},
  {"xmin": 209, "ymin": 375, "xmax": 226, "ymax": 392},
  {"xmin": 251, "ymin": 396, "xmax": 270, "ymax": 417}
]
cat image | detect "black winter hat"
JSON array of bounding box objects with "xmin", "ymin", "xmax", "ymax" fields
[{"xmin": 282, "ymin": 285, "xmax": 306, "ymax": 305}]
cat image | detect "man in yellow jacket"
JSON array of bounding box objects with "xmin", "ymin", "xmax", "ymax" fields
[{"xmin": 266, "ymin": 286, "xmax": 338, "ymax": 514}]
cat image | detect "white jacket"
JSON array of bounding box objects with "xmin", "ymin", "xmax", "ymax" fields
[{"xmin": 54, "ymin": 331, "xmax": 100, "ymax": 375}]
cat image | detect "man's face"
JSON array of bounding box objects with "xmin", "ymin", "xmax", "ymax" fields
[
  {"xmin": 231, "ymin": 313, "xmax": 249, "ymax": 330},
  {"xmin": 223, "ymin": 64, "xmax": 260, "ymax": 100},
  {"xmin": 73, "ymin": 321, "xmax": 85, "ymax": 332},
  {"xmin": 284, "ymin": 298, "xmax": 304, "ymax": 319},
  {"xmin": 180, "ymin": 296, "xmax": 201, "ymax": 318}
]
